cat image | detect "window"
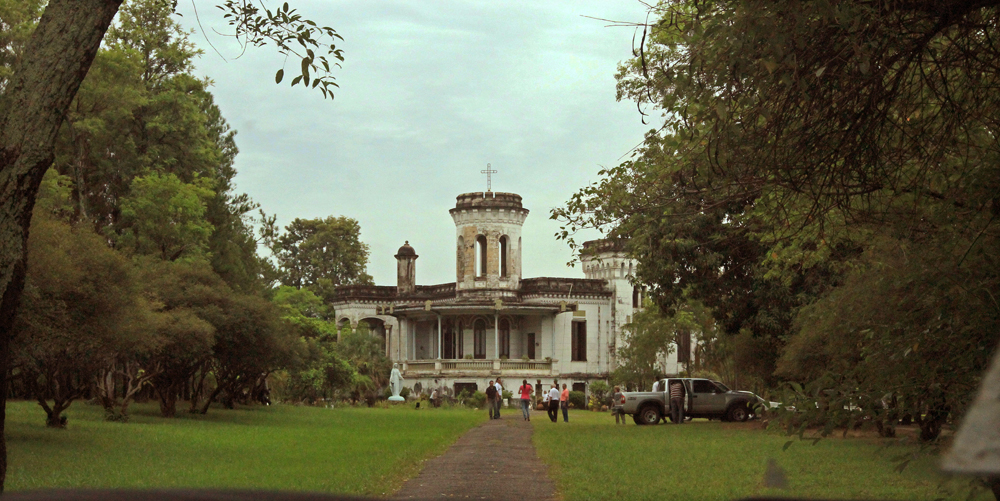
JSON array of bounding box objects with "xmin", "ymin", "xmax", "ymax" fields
[
  {"xmin": 572, "ymin": 382, "xmax": 586, "ymax": 393},
  {"xmin": 474, "ymin": 319, "xmax": 486, "ymax": 359},
  {"xmin": 475, "ymin": 235, "xmax": 487, "ymax": 277},
  {"xmin": 632, "ymin": 287, "xmax": 639, "ymax": 308},
  {"xmin": 454, "ymin": 382, "xmax": 477, "ymax": 396},
  {"xmin": 499, "ymin": 236, "xmax": 508, "ymax": 278},
  {"xmin": 526, "ymin": 333, "xmax": 535, "ymax": 359},
  {"xmin": 443, "ymin": 320, "xmax": 455, "ymax": 359},
  {"xmin": 692, "ymin": 380, "xmax": 716, "ymax": 394},
  {"xmin": 571, "ymin": 321, "xmax": 587, "ymax": 361},
  {"xmin": 676, "ymin": 329, "xmax": 691, "ymax": 364},
  {"xmin": 499, "ymin": 318, "xmax": 510, "ymax": 358}
]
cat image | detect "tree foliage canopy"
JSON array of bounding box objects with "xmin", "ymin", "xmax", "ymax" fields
[{"xmin": 556, "ymin": 0, "xmax": 1000, "ymax": 438}]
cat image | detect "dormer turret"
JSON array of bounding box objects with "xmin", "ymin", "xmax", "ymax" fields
[{"xmin": 395, "ymin": 241, "xmax": 417, "ymax": 295}]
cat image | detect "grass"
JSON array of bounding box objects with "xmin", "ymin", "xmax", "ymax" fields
[
  {"xmin": 6, "ymin": 400, "xmax": 486, "ymax": 496},
  {"xmin": 532, "ymin": 410, "xmax": 989, "ymax": 501}
]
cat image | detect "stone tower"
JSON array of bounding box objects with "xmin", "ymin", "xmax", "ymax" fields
[
  {"xmin": 395, "ymin": 241, "xmax": 417, "ymax": 295},
  {"xmin": 450, "ymin": 192, "xmax": 529, "ymax": 299}
]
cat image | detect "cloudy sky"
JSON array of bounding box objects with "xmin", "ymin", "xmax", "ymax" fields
[{"xmin": 173, "ymin": 1, "xmax": 652, "ymax": 286}]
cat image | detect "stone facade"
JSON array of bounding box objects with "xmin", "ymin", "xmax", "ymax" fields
[{"xmin": 329, "ymin": 191, "xmax": 693, "ymax": 400}]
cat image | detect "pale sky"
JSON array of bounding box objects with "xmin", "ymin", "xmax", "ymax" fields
[{"xmin": 173, "ymin": 1, "xmax": 651, "ymax": 286}]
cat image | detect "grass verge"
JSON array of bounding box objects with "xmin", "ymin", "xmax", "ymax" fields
[
  {"xmin": 7, "ymin": 400, "xmax": 485, "ymax": 496},
  {"xmin": 532, "ymin": 410, "xmax": 986, "ymax": 500}
]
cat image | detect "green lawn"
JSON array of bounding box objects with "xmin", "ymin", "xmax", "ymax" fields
[
  {"xmin": 6, "ymin": 400, "xmax": 485, "ymax": 496},
  {"xmin": 532, "ymin": 410, "xmax": 986, "ymax": 501}
]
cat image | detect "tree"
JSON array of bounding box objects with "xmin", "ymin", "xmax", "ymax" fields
[
  {"xmin": 270, "ymin": 216, "xmax": 373, "ymax": 289},
  {"xmin": 336, "ymin": 327, "xmax": 391, "ymax": 406},
  {"xmin": 0, "ymin": 0, "xmax": 342, "ymax": 486},
  {"xmin": 272, "ymin": 286, "xmax": 353, "ymax": 403},
  {"xmin": 117, "ymin": 172, "xmax": 215, "ymax": 261},
  {"xmin": 12, "ymin": 201, "xmax": 150, "ymax": 427},
  {"xmin": 557, "ymin": 0, "xmax": 1000, "ymax": 439}
]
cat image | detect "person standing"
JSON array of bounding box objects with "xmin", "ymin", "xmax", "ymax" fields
[
  {"xmin": 430, "ymin": 388, "xmax": 438, "ymax": 408},
  {"xmin": 494, "ymin": 378, "xmax": 503, "ymax": 419},
  {"xmin": 612, "ymin": 385, "xmax": 626, "ymax": 425},
  {"xmin": 547, "ymin": 383, "xmax": 560, "ymax": 422},
  {"xmin": 669, "ymin": 379, "xmax": 686, "ymax": 424},
  {"xmin": 560, "ymin": 383, "xmax": 570, "ymax": 422},
  {"xmin": 485, "ymin": 380, "xmax": 498, "ymax": 419},
  {"xmin": 518, "ymin": 379, "xmax": 532, "ymax": 421}
]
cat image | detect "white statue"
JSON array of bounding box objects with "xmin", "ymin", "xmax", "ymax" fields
[{"xmin": 388, "ymin": 363, "xmax": 405, "ymax": 402}]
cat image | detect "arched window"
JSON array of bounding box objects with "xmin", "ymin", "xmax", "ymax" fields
[
  {"xmin": 474, "ymin": 319, "xmax": 486, "ymax": 359},
  {"xmin": 499, "ymin": 318, "xmax": 510, "ymax": 358},
  {"xmin": 499, "ymin": 236, "xmax": 508, "ymax": 278},
  {"xmin": 475, "ymin": 235, "xmax": 488, "ymax": 277},
  {"xmin": 620, "ymin": 262, "xmax": 625, "ymax": 278}
]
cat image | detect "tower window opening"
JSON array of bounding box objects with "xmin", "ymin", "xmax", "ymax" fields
[
  {"xmin": 476, "ymin": 235, "xmax": 487, "ymax": 277},
  {"xmin": 499, "ymin": 236, "xmax": 508, "ymax": 278}
]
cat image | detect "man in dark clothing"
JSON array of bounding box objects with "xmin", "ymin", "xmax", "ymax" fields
[
  {"xmin": 669, "ymin": 380, "xmax": 686, "ymax": 424},
  {"xmin": 485, "ymin": 380, "xmax": 498, "ymax": 419}
]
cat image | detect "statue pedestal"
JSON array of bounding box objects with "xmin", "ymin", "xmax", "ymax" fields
[{"xmin": 388, "ymin": 396, "xmax": 405, "ymax": 402}]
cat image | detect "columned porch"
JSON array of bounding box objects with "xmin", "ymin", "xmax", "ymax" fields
[
  {"xmin": 401, "ymin": 358, "xmax": 559, "ymax": 377},
  {"xmin": 394, "ymin": 303, "xmax": 564, "ymax": 364}
]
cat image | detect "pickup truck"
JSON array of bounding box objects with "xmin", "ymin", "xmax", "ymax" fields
[{"xmin": 619, "ymin": 378, "xmax": 764, "ymax": 425}]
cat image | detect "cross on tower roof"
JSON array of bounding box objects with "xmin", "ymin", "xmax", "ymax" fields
[{"xmin": 480, "ymin": 163, "xmax": 497, "ymax": 192}]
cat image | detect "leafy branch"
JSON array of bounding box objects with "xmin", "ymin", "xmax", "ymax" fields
[{"xmin": 217, "ymin": 0, "xmax": 343, "ymax": 98}]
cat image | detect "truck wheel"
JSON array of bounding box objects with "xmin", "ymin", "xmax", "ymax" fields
[
  {"xmin": 632, "ymin": 413, "xmax": 643, "ymax": 425},
  {"xmin": 727, "ymin": 403, "xmax": 750, "ymax": 422},
  {"xmin": 639, "ymin": 405, "xmax": 661, "ymax": 425}
]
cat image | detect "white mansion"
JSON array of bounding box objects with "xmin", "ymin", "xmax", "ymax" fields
[{"xmin": 330, "ymin": 191, "xmax": 691, "ymax": 397}]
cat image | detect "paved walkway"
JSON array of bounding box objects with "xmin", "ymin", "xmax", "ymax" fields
[{"xmin": 394, "ymin": 411, "xmax": 557, "ymax": 501}]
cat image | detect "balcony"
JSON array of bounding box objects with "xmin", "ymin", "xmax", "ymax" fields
[{"xmin": 401, "ymin": 359, "xmax": 558, "ymax": 377}]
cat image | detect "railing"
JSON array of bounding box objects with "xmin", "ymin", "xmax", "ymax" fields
[
  {"xmin": 499, "ymin": 360, "xmax": 552, "ymax": 371},
  {"xmin": 442, "ymin": 360, "xmax": 493, "ymax": 371},
  {"xmin": 405, "ymin": 362, "xmax": 437, "ymax": 372},
  {"xmin": 402, "ymin": 359, "xmax": 558, "ymax": 375}
]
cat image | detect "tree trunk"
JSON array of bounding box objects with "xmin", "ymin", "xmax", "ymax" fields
[
  {"xmin": 0, "ymin": 0, "xmax": 123, "ymax": 490},
  {"xmin": 156, "ymin": 382, "xmax": 179, "ymax": 418},
  {"xmin": 200, "ymin": 384, "xmax": 225, "ymax": 415}
]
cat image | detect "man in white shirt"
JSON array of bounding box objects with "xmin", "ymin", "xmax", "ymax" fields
[
  {"xmin": 652, "ymin": 380, "xmax": 660, "ymax": 392},
  {"xmin": 547, "ymin": 383, "xmax": 560, "ymax": 422},
  {"xmin": 493, "ymin": 378, "xmax": 504, "ymax": 419}
]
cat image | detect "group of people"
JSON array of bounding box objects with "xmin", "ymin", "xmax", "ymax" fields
[
  {"xmin": 484, "ymin": 379, "xmax": 571, "ymax": 423},
  {"xmin": 484, "ymin": 378, "xmax": 504, "ymax": 419},
  {"xmin": 610, "ymin": 380, "xmax": 687, "ymax": 425},
  {"xmin": 543, "ymin": 382, "xmax": 570, "ymax": 422},
  {"xmin": 485, "ymin": 378, "xmax": 538, "ymax": 421}
]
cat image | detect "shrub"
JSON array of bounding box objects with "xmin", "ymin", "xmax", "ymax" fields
[
  {"xmin": 467, "ymin": 391, "xmax": 486, "ymax": 409},
  {"xmin": 568, "ymin": 391, "xmax": 586, "ymax": 410},
  {"xmin": 521, "ymin": 355, "xmax": 530, "ymax": 361},
  {"xmin": 399, "ymin": 387, "xmax": 411, "ymax": 399},
  {"xmin": 589, "ymin": 380, "xmax": 610, "ymax": 405},
  {"xmin": 502, "ymin": 390, "xmax": 513, "ymax": 400}
]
